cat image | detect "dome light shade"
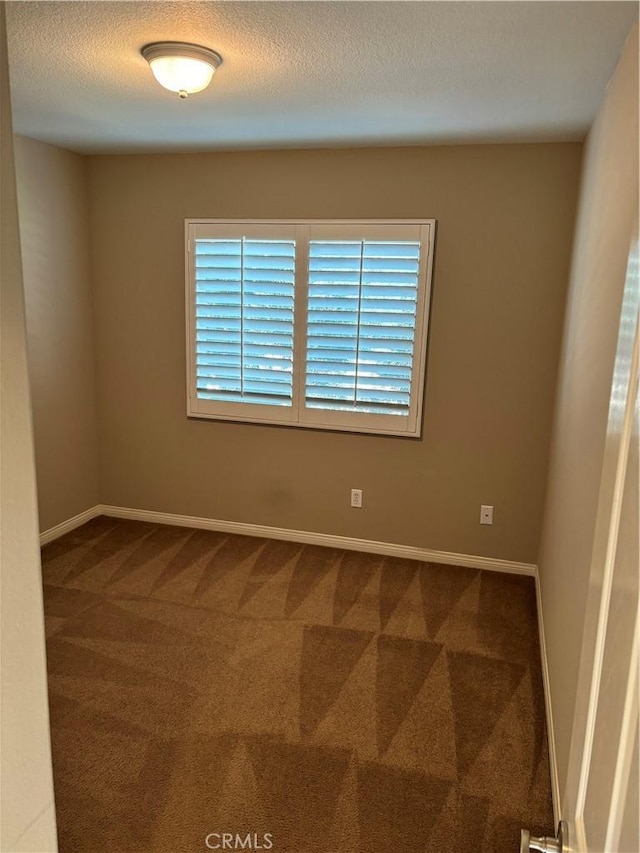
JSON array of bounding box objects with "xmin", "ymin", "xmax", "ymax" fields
[{"xmin": 141, "ymin": 42, "xmax": 222, "ymax": 98}]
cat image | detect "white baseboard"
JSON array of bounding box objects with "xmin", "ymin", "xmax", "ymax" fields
[
  {"xmin": 535, "ymin": 571, "xmax": 561, "ymax": 824},
  {"xmin": 39, "ymin": 505, "xmax": 103, "ymax": 545},
  {"xmin": 40, "ymin": 502, "xmax": 536, "ymax": 577}
]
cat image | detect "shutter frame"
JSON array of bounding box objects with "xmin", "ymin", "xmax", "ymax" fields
[{"xmin": 186, "ymin": 220, "xmax": 435, "ymax": 437}]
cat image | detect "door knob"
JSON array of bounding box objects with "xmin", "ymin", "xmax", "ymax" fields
[{"xmin": 520, "ymin": 820, "xmax": 567, "ymax": 853}]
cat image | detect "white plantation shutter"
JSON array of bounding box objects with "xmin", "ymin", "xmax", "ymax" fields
[
  {"xmin": 186, "ymin": 220, "xmax": 434, "ymax": 436},
  {"xmin": 187, "ymin": 222, "xmax": 301, "ymax": 423},
  {"xmin": 306, "ymin": 239, "xmax": 420, "ymax": 416},
  {"xmin": 194, "ymin": 238, "xmax": 295, "ymax": 405}
]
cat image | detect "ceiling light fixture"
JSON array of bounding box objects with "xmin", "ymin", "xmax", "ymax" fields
[{"xmin": 141, "ymin": 42, "xmax": 222, "ymax": 99}]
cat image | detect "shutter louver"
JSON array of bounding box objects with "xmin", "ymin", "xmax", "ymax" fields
[
  {"xmin": 194, "ymin": 238, "xmax": 295, "ymax": 406},
  {"xmin": 305, "ymin": 240, "xmax": 421, "ymax": 416}
]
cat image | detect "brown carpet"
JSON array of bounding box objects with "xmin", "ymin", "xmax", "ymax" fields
[{"xmin": 41, "ymin": 516, "xmax": 554, "ymax": 853}]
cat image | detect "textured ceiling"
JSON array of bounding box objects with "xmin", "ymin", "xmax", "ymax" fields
[{"xmin": 6, "ymin": 0, "xmax": 638, "ymax": 154}]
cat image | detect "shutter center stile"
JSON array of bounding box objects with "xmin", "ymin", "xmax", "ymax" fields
[
  {"xmin": 240, "ymin": 236, "xmax": 245, "ymax": 400},
  {"xmin": 354, "ymin": 239, "xmax": 365, "ymax": 410}
]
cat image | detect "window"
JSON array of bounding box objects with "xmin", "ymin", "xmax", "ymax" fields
[{"xmin": 186, "ymin": 220, "xmax": 435, "ymax": 437}]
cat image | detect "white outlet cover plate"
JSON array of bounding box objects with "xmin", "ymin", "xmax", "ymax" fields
[{"xmin": 480, "ymin": 505, "xmax": 494, "ymax": 525}]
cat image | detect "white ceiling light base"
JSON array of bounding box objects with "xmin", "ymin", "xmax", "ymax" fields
[{"xmin": 141, "ymin": 42, "xmax": 222, "ymax": 98}]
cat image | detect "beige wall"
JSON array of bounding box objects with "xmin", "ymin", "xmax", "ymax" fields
[
  {"xmin": 15, "ymin": 136, "xmax": 100, "ymax": 532},
  {"xmin": 0, "ymin": 5, "xmax": 58, "ymax": 850},
  {"xmin": 537, "ymin": 25, "xmax": 639, "ymax": 800},
  {"xmin": 88, "ymin": 143, "xmax": 581, "ymax": 563}
]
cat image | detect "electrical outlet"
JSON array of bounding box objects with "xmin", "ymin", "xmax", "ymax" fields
[
  {"xmin": 480, "ymin": 505, "xmax": 494, "ymax": 525},
  {"xmin": 351, "ymin": 489, "xmax": 363, "ymax": 508}
]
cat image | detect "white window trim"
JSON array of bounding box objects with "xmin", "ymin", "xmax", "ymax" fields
[{"xmin": 185, "ymin": 219, "xmax": 436, "ymax": 438}]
